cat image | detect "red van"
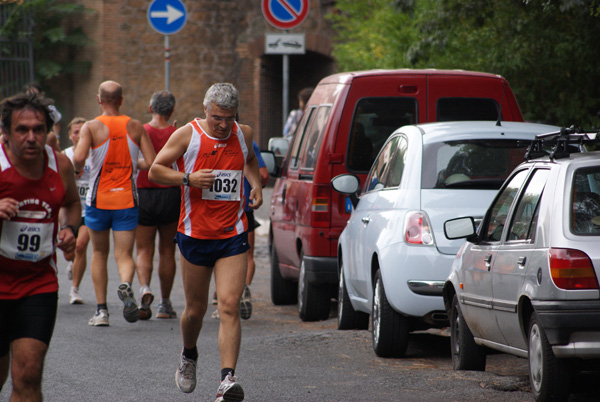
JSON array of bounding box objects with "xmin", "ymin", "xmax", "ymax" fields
[{"xmin": 268, "ymin": 69, "xmax": 523, "ymax": 321}]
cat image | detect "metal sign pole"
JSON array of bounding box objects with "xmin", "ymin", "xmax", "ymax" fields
[
  {"xmin": 282, "ymin": 53, "xmax": 289, "ymax": 130},
  {"xmin": 165, "ymin": 35, "xmax": 170, "ymax": 91},
  {"xmin": 261, "ymin": 0, "xmax": 310, "ymax": 133}
]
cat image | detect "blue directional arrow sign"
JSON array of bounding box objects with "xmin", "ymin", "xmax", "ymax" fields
[{"xmin": 147, "ymin": 0, "xmax": 187, "ymax": 35}]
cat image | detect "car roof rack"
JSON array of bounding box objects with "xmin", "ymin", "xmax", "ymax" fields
[{"xmin": 525, "ymin": 126, "xmax": 600, "ymax": 161}]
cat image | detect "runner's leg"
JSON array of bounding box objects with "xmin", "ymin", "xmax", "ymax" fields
[
  {"xmin": 88, "ymin": 228, "xmax": 110, "ymax": 304},
  {"xmin": 158, "ymin": 221, "xmax": 178, "ymax": 299},
  {"xmin": 179, "ymin": 256, "xmax": 212, "ymax": 348},
  {"xmin": 214, "ymin": 252, "xmax": 247, "ymax": 370}
]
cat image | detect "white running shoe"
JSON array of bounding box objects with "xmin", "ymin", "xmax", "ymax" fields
[
  {"xmin": 69, "ymin": 287, "xmax": 83, "ymax": 304},
  {"xmin": 215, "ymin": 373, "xmax": 244, "ymax": 402},
  {"xmin": 175, "ymin": 354, "xmax": 197, "ymax": 393},
  {"xmin": 66, "ymin": 261, "xmax": 73, "ymax": 280},
  {"xmin": 156, "ymin": 300, "xmax": 177, "ymax": 319},
  {"xmin": 88, "ymin": 309, "xmax": 109, "ymax": 326},
  {"xmin": 139, "ymin": 285, "xmax": 154, "ymax": 320}
]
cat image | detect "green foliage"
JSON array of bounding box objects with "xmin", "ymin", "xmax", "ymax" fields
[
  {"xmin": 328, "ymin": 0, "xmax": 600, "ymax": 127},
  {"xmin": 327, "ymin": 0, "xmax": 421, "ymax": 70},
  {"xmin": 1, "ymin": 0, "xmax": 93, "ymax": 82}
]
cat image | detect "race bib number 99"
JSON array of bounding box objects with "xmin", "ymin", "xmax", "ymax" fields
[
  {"xmin": 202, "ymin": 170, "xmax": 242, "ymax": 201},
  {"xmin": 0, "ymin": 221, "xmax": 55, "ymax": 262}
]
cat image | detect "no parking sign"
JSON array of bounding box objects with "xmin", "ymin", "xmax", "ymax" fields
[{"xmin": 262, "ymin": 0, "xmax": 309, "ymax": 30}]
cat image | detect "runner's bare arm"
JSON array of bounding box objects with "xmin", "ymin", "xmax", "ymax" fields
[
  {"xmin": 150, "ymin": 124, "xmax": 193, "ymax": 185},
  {"xmin": 130, "ymin": 119, "xmax": 156, "ymax": 171},
  {"xmin": 57, "ymin": 152, "xmax": 81, "ymax": 257},
  {"xmin": 72, "ymin": 120, "xmax": 93, "ymax": 173},
  {"xmin": 240, "ymin": 124, "xmax": 263, "ymax": 210},
  {"xmin": 47, "ymin": 131, "xmax": 61, "ymax": 152}
]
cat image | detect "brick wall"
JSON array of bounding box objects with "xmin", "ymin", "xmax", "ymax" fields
[{"xmin": 51, "ymin": 0, "xmax": 336, "ymax": 148}]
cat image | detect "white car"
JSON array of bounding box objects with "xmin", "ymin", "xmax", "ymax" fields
[
  {"xmin": 443, "ymin": 130, "xmax": 600, "ymax": 401},
  {"xmin": 331, "ymin": 121, "xmax": 559, "ymax": 358}
]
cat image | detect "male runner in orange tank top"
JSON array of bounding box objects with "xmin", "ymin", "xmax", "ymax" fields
[
  {"xmin": 73, "ymin": 80, "xmax": 156, "ymax": 327},
  {"xmin": 149, "ymin": 83, "xmax": 262, "ymax": 402}
]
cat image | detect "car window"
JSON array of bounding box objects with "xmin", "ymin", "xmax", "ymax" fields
[
  {"xmin": 422, "ymin": 139, "xmax": 530, "ymax": 190},
  {"xmin": 437, "ymin": 98, "xmax": 499, "ymax": 121},
  {"xmin": 384, "ymin": 136, "xmax": 408, "ymax": 188},
  {"xmin": 571, "ymin": 167, "xmax": 600, "ymax": 235},
  {"xmin": 347, "ymin": 97, "xmax": 417, "ymax": 173},
  {"xmin": 482, "ymin": 169, "xmax": 529, "ymax": 242},
  {"xmin": 300, "ymin": 106, "xmax": 331, "ymax": 170},
  {"xmin": 289, "ymin": 106, "xmax": 316, "ymax": 170},
  {"xmin": 507, "ymin": 169, "xmax": 550, "ymax": 242},
  {"xmin": 364, "ymin": 137, "xmax": 399, "ymax": 192}
]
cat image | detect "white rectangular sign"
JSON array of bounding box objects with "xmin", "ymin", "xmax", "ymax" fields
[{"xmin": 265, "ymin": 33, "xmax": 305, "ymax": 54}]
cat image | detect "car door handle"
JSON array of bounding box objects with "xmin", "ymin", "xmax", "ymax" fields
[
  {"xmin": 484, "ymin": 254, "xmax": 492, "ymax": 271},
  {"xmin": 517, "ymin": 256, "xmax": 527, "ymax": 269},
  {"xmin": 362, "ymin": 217, "xmax": 370, "ymax": 224}
]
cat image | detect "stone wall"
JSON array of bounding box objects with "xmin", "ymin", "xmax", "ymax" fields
[{"xmin": 51, "ymin": 0, "xmax": 337, "ymax": 149}]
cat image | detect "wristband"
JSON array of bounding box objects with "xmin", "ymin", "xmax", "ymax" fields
[{"xmin": 60, "ymin": 224, "xmax": 79, "ymax": 238}]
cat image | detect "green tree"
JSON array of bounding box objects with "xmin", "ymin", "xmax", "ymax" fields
[
  {"xmin": 328, "ymin": 0, "xmax": 426, "ymax": 70},
  {"xmin": 329, "ymin": 0, "xmax": 600, "ymax": 127},
  {"xmin": 1, "ymin": 0, "xmax": 93, "ymax": 82}
]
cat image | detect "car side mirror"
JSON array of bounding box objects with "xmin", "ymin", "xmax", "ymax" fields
[
  {"xmin": 331, "ymin": 174, "xmax": 360, "ymax": 208},
  {"xmin": 268, "ymin": 137, "xmax": 290, "ymax": 157},
  {"xmin": 260, "ymin": 150, "xmax": 279, "ymax": 178},
  {"xmin": 444, "ymin": 217, "xmax": 476, "ymax": 242}
]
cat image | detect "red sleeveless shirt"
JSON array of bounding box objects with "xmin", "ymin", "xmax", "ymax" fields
[{"xmin": 0, "ymin": 144, "xmax": 65, "ymax": 299}]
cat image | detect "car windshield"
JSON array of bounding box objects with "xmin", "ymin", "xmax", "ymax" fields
[
  {"xmin": 571, "ymin": 167, "xmax": 600, "ymax": 235},
  {"xmin": 422, "ymin": 139, "xmax": 531, "ymax": 190}
]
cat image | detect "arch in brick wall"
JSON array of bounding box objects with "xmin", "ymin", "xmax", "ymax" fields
[{"xmin": 240, "ymin": 34, "xmax": 335, "ymax": 149}]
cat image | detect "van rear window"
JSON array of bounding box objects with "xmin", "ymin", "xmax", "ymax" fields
[
  {"xmin": 347, "ymin": 97, "xmax": 417, "ymax": 172},
  {"xmin": 437, "ymin": 98, "xmax": 499, "ymax": 121}
]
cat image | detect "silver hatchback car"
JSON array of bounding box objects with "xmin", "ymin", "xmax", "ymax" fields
[{"xmin": 443, "ymin": 132, "xmax": 600, "ymax": 402}]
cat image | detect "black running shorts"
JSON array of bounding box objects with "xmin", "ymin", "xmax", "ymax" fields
[
  {"xmin": 138, "ymin": 187, "xmax": 181, "ymax": 227},
  {"xmin": 0, "ymin": 292, "xmax": 58, "ymax": 356}
]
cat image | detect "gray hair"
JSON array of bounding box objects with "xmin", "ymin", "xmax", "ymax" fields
[
  {"xmin": 150, "ymin": 91, "xmax": 175, "ymax": 117},
  {"xmin": 203, "ymin": 83, "xmax": 239, "ymax": 112}
]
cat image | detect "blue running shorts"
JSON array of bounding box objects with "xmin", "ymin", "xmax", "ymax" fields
[
  {"xmin": 85, "ymin": 205, "xmax": 139, "ymax": 231},
  {"xmin": 175, "ymin": 231, "xmax": 250, "ymax": 268}
]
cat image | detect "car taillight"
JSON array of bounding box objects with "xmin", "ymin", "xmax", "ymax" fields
[
  {"xmin": 311, "ymin": 184, "xmax": 330, "ymax": 228},
  {"xmin": 404, "ymin": 211, "xmax": 434, "ymax": 246},
  {"xmin": 549, "ymin": 248, "xmax": 599, "ymax": 290}
]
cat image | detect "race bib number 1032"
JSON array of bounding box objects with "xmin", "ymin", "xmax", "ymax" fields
[{"xmin": 202, "ymin": 170, "xmax": 242, "ymax": 201}]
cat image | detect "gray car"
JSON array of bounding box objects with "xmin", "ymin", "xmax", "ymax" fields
[{"xmin": 442, "ymin": 132, "xmax": 600, "ymax": 402}]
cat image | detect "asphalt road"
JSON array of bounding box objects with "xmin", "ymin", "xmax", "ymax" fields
[{"xmin": 1, "ymin": 187, "xmax": 597, "ymax": 401}]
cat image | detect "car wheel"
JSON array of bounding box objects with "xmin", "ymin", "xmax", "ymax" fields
[
  {"xmin": 450, "ymin": 294, "xmax": 486, "ymax": 371},
  {"xmin": 528, "ymin": 312, "xmax": 571, "ymax": 402},
  {"xmin": 298, "ymin": 253, "xmax": 331, "ymax": 322},
  {"xmin": 337, "ymin": 261, "xmax": 369, "ymax": 330},
  {"xmin": 270, "ymin": 242, "xmax": 297, "ymax": 305},
  {"xmin": 371, "ymin": 269, "xmax": 408, "ymax": 357}
]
